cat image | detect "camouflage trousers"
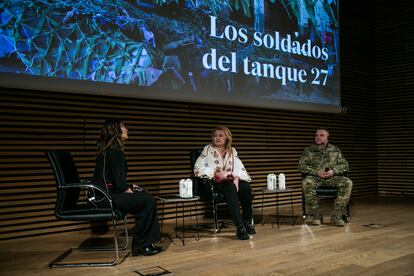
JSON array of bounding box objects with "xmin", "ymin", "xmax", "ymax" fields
[{"xmin": 302, "ymin": 176, "xmax": 353, "ymax": 212}]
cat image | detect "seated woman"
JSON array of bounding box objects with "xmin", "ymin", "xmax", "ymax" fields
[
  {"xmin": 194, "ymin": 126, "xmax": 255, "ymax": 240},
  {"xmin": 93, "ymin": 119, "xmax": 161, "ymax": 256}
]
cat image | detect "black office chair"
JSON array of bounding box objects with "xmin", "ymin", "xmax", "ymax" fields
[
  {"xmin": 45, "ymin": 150, "xmax": 129, "ymax": 267},
  {"xmin": 302, "ymin": 183, "xmax": 351, "ymax": 222},
  {"xmin": 190, "ymin": 149, "xmax": 254, "ymax": 233}
]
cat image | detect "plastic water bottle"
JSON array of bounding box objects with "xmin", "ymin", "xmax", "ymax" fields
[
  {"xmin": 267, "ymin": 173, "xmax": 277, "ymax": 190},
  {"xmin": 179, "ymin": 179, "xmax": 186, "ymax": 198},
  {"xmin": 185, "ymin": 178, "xmax": 193, "ymax": 198},
  {"xmin": 278, "ymin": 173, "xmax": 286, "ymax": 190}
]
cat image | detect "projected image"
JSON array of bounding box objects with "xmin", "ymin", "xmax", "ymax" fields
[{"xmin": 0, "ymin": 0, "xmax": 340, "ymax": 109}]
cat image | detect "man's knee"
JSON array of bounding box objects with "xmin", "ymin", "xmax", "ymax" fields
[
  {"xmin": 342, "ymin": 178, "xmax": 353, "ymax": 196},
  {"xmin": 302, "ymin": 176, "xmax": 318, "ymax": 190},
  {"xmin": 346, "ymin": 178, "xmax": 353, "ymax": 189},
  {"xmin": 336, "ymin": 177, "xmax": 353, "ymax": 192}
]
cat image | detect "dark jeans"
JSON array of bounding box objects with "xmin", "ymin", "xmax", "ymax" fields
[
  {"xmin": 214, "ymin": 180, "xmax": 253, "ymax": 228},
  {"xmin": 111, "ymin": 191, "xmax": 160, "ymax": 248}
]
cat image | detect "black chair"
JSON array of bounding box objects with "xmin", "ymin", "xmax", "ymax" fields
[
  {"xmin": 302, "ymin": 185, "xmax": 351, "ymax": 222},
  {"xmin": 190, "ymin": 149, "xmax": 254, "ymax": 233},
  {"xmin": 45, "ymin": 150, "xmax": 129, "ymax": 267}
]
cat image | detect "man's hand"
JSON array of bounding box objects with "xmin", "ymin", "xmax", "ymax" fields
[
  {"xmin": 317, "ymin": 169, "xmax": 334, "ymax": 179},
  {"xmin": 325, "ymin": 169, "xmax": 334, "ymax": 178}
]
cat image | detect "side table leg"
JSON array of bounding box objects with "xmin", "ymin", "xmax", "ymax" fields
[
  {"xmin": 290, "ymin": 192, "xmax": 295, "ymax": 226},
  {"xmin": 175, "ymin": 203, "xmax": 178, "ymax": 239},
  {"xmin": 195, "ymin": 201, "xmax": 200, "ymax": 241},
  {"xmin": 261, "ymin": 191, "xmax": 265, "ymax": 225},
  {"xmin": 160, "ymin": 201, "xmax": 165, "ymax": 236},
  {"xmin": 182, "ymin": 202, "xmax": 185, "ymax": 246},
  {"xmin": 276, "ymin": 192, "xmax": 279, "ymax": 229}
]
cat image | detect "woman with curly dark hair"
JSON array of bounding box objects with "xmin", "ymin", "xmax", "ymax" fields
[{"xmin": 94, "ymin": 119, "xmax": 161, "ymax": 256}]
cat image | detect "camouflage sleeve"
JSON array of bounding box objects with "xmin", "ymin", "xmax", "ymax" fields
[
  {"xmin": 332, "ymin": 147, "xmax": 349, "ymax": 175},
  {"xmin": 298, "ymin": 147, "xmax": 318, "ymax": 176}
]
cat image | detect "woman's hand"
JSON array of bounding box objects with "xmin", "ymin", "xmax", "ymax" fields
[
  {"xmin": 124, "ymin": 188, "xmax": 133, "ymax": 193},
  {"xmin": 131, "ymin": 184, "xmax": 145, "ymax": 192},
  {"xmin": 214, "ymin": 170, "xmax": 228, "ymax": 182},
  {"xmin": 233, "ymin": 176, "xmax": 240, "ymax": 191}
]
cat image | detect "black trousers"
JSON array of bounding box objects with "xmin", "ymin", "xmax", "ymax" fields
[
  {"xmin": 111, "ymin": 191, "xmax": 160, "ymax": 248},
  {"xmin": 214, "ymin": 180, "xmax": 253, "ymax": 228}
]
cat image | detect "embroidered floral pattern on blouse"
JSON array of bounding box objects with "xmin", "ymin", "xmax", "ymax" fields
[{"xmin": 193, "ymin": 144, "xmax": 251, "ymax": 182}]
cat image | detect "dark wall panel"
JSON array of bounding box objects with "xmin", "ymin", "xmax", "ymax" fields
[{"xmin": 376, "ymin": 0, "xmax": 414, "ymax": 196}]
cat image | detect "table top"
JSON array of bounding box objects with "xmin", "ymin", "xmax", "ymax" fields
[
  {"xmin": 155, "ymin": 194, "xmax": 200, "ymax": 202},
  {"xmin": 261, "ymin": 188, "xmax": 295, "ymax": 193}
]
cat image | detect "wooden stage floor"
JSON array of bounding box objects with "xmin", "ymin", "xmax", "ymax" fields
[{"xmin": 0, "ymin": 196, "xmax": 413, "ymax": 276}]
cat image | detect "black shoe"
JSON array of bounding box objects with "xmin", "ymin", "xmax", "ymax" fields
[
  {"xmin": 236, "ymin": 226, "xmax": 249, "ymax": 240},
  {"xmin": 244, "ymin": 224, "xmax": 256, "ymax": 234},
  {"xmin": 132, "ymin": 244, "xmax": 161, "ymax": 256}
]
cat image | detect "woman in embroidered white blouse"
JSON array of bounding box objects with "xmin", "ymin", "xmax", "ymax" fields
[{"xmin": 194, "ymin": 126, "xmax": 255, "ymax": 240}]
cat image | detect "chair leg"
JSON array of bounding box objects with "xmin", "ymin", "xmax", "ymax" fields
[
  {"xmin": 302, "ymin": 191, "xmax": 307, "ymax": 221},
  {"xmin": 213, "ymin": 203, "xmax": 219, "ymax": 233},
  {"xmin": 120, "ymin": 216, "xmax": 129, "ymax": 250},
  {"xmin": 49, "ymin": 218, "xmax": 128, "ymax": 268}
]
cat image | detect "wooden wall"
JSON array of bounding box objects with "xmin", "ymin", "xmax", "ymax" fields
[
  {"xmin": 0, "ymin": 0, "xmax": 383, "ymax": 240},
  {"xmin": 0, "ymin": 85, "xmax": 376, "ymax": 241},
  {"xmin": 375, "ymin": 0, "xmax": 414, "ymax": 197}
]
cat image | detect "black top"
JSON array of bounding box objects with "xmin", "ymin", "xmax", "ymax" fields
[{"xmin": 94, "ymin": 146, "xmax": 129, "ymax": 194}]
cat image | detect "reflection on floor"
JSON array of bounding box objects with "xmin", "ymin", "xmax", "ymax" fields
[{"xmin": 0, "ymin": 196, "xmax": 413, "ymax": 276}]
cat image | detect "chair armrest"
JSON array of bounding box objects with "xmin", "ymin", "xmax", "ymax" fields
[
  {"xmin": 191, "ymin": 176, "xmax": 215, "ymax": 190},
  {"xmin": 190, "ymin": 176, "xmax": 217, "ymax": 200},
  {"xmin": 61, "ymin": 180, "xmax": 114, "ymax": 208}
]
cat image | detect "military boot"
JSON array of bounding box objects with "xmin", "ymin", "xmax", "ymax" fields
[
  {"xmin": 312, "ymin": 208, "xmax": 322, "ymax": 226},
  {"xmin": 331, "ymin": 211, "xmax": 345, "ymax": 227}
]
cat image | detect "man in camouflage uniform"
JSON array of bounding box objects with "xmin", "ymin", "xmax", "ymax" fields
[{"xmin": 298, "ymin": 128, "xmax": 352, "ymax": 226}]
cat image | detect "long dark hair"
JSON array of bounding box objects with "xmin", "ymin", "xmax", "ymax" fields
[{"xmin": 96, "ymin": 119, "xmax": 125, "ymax": 156}]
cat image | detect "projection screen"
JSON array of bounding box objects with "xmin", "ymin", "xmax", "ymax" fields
[{"xmin": 0, "ymin": 0, "xmax": 341, "ymax": 112}]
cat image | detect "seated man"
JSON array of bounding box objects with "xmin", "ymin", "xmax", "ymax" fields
[{"xmin": 298, "ymin": 128, "xmax": 352, "ymax": 226}]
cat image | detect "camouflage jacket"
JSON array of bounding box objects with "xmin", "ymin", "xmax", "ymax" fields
[{"xmin": 298, "ymin": 143, "xmax": 349, "ymax": 176}]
